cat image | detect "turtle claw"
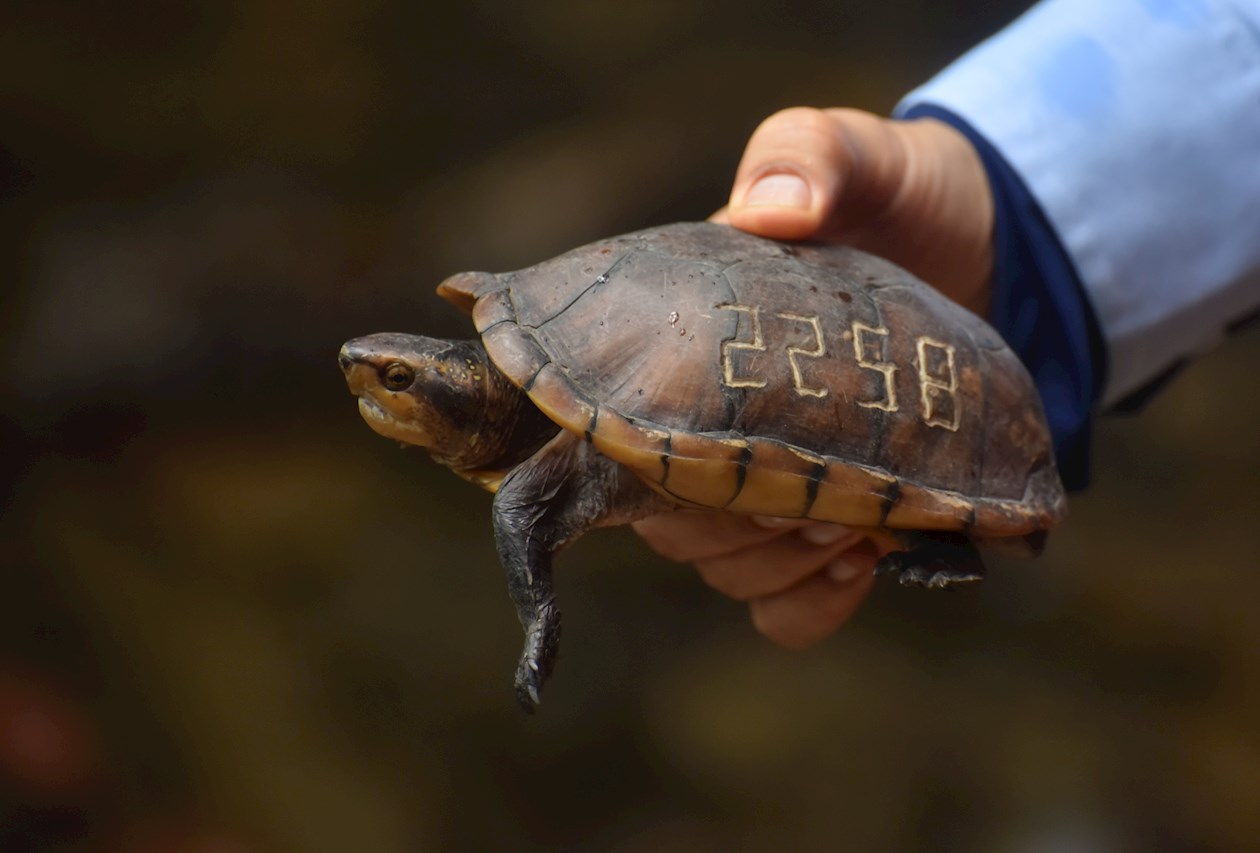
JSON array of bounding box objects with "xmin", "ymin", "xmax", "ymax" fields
[
  {"xmin": 513, "ymin": 619, "xmax": 554, "ymax": 713},
  {"xmin": 514, "ymin": 664, "xmax": 544, "ymax": 714},
  {"xmin": 895, "ymin": 564, "xmax": 984, "ymax": 589},
  {"xmin": 872, "ymin": 560, "xmax": 898, "ymax": 579},
  {"xmin": 874, "ymin": 540, "xmax": 987, "ymax": 590}
]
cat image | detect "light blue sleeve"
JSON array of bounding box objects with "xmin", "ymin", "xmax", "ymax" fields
[{"xmin": 897, "ymin": 0, "xmax": 1260, "ymax": 405}]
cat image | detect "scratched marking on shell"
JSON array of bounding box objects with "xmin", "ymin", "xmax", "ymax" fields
[
  {"xmin": 776, "ymin": 311, "xmax": 827, "ymax": 397},
  {"xmin": 713, "ymin": 301, "xmax": 970, "ymax": 430},
  {"xmin": 915, "ymin": 336, "xmax": 961, "ymax": 431},
  {"xmin": 851, "ymin": 322, "xmax": 898, "ymax": 412},
  {"xmin": 716, "ymin": 303, "xmax": 768, "ymax": 388}
]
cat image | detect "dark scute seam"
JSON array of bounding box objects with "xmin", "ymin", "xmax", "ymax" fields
[
  {"xmin": 504, "ymin": 279, "xmax": 522, "ymax": 324},
  {"xmin": 479, "ymin": 318, "xmax": 513, "ymax": 334},
  {"xmin": 879, "ymin": 479, "xmax": 902, "ymax": 525},
  {"xmin": 585, "ymin": 400, "xmax": 599, "ymax": 443},
  {"xmin": 802, "ymin": 463, "xmax": 824, "ymax": 518},
  {"xmin": 722, "ymin": 440, "xmax": 753, "ymax": 509},
  {"xmin": 520, "ymin": 352, "xmax": 552, "ymax": 392},
  {"xmin": 525, "ymin": 252, "xmax": 633, "ymax": 330},
  {"xmin": 492, "ymin": 285, "xmax": 520, "ymax": 323},
  {"xmin": 717, "ymin": 259, "xmax": 750, "ymax": 277}
]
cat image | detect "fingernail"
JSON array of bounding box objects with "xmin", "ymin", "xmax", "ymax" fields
[
  {"xmin": 799, "ymin": 524, "xmax": 853, "ymax": 546},
  {"xmin": 827, "ymin": 559, "xmax": 862, "ymax": 583},
  {"xmin": 741, "ymin": 173, "xmax": 811, "ymax": 209}
]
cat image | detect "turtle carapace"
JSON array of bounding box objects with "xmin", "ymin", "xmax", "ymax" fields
[{"xmin": 339, "ymin": 222, "xmax": 1067, "ymax": 712}]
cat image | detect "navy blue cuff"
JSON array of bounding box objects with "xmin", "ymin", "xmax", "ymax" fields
[{"xmin": 900, "ymin": 105, "xmax": 1107, "ymax": 491}]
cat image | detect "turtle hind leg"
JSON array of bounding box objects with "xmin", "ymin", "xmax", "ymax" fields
[
  {"xmin": 873, "ymin": 531, "xmax": 987, "ymax": 589},
  {"xmin": 491, "ymin": 431, "xmax": 671, "ymax": 713}
]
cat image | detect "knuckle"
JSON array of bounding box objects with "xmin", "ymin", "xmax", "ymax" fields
[
  {"xmin": 743, "ymin": 107, "xmax": 856, "ymax": 183},
  {"xmin": 757, "ymin": 106, "xmax": 832, "ymax": 138}
]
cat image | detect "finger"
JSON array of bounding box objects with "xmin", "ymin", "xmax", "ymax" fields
[
  {"xmin": 633, "ymin": 510, "xmax": 808, "ymax": 563},
  {"xmin": 747, "ymin": 544, "xmax": 879, "ymax": 649},
  {"xmin": 707, "ymin": 206, "xmax": 731, "ymax": 224},
  {"xmin": 693, "ymin": 526, "xmax": 864, "ymax": 600},
  {"xmin": 726, "ymin": 107, "xmax": 904, "ymax": 242}
]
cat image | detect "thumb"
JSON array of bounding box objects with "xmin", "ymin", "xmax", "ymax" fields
[
  {"xmin": 726, "ymin": 107, "xmax": 907, "ymax": 242},
  {"xmin": 724, "ymin": 107, "xmax": 994, "ymax": 312}
]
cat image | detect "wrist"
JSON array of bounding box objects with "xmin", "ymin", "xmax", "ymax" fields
[{"xmin": 891, "ymin": 117, "xmax": 994, "ymax": 317}]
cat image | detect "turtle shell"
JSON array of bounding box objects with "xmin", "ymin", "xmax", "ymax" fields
[{"xmin": 438, "ymin": 222, "xmax": 1065, "ymax": 536}]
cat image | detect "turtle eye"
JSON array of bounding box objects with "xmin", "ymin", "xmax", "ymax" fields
[{"xmin": 381, "ymin": 362, "xmax": 414, "ymax": 391}]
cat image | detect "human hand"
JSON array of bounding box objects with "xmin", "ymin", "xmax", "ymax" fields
[{"xmin": 634, "ymin": 107, "xmax": 994, "ymax": 647}]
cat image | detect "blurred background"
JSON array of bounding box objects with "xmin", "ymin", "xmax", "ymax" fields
[{"xmin": 4, "ymin": 1, "xmax": 1259, "ymax": 850}]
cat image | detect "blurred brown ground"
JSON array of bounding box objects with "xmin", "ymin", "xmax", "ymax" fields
[{"xmin": 3, "ymin": 1, "xmax": 1259, "ymax": 851}]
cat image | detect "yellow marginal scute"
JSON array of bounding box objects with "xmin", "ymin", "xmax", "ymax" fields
[
  {"xmin": 526, "ymin": 364, "xmax": 596, "ymax": 435},
  {"xmin": 885, "ymin": 485, "xmax": 973, "ymax": 532},
  {"xmin": 514, "ymin": 357, "xmax": 677, "ymax": 495},
  {"xmin": 661, "ymin": 432, "xmax": 745, "ymax": 509},
  {"xmin": 808, "ymin": 463, "xmax": 898, "ymax": 527},
  {"xmin": 724, "ymin": 439, "xmax": 819, "ymax": 518},
  {"xmin": 972, "ymin": 499, "xmax": 1039, "ymax": 536},
  {"xmin": 587, "ymin": 408, "xmax": 671, "ymax": 485}
]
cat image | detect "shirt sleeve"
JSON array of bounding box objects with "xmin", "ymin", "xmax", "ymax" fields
[{"xmin": 895, "ymin": 0, "xmax": 1260, "ymax": 408}]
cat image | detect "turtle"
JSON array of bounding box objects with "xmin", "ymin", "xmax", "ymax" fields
[{"xmin": 338, "ymin": 222, "xmax": 1066, "ymax": 712}]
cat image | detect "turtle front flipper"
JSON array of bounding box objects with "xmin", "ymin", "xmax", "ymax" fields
[
  {"xmin": 873, "ymin": 531, "xmax": 987, "ymax": 589},
  {"xmin": 491, "ymin": 431, "xmax": 670, "ymax": 712}
]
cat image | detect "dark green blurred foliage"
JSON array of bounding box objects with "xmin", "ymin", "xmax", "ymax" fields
[{"xmin": 3, "ymin": 2, "xmax": 1259, "ymax": 850}]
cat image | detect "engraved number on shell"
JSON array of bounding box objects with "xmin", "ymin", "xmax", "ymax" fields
[
  {"xmin": 713, "ymin": 302, "xmax": 967, "ymax": 431},
  {"xmin": 717, "ymin": 303, "xmax": 768, "ymax": 389},
  {"xmin": 916, "ymin": 337, "xmax": 961, "ymax": 431},
  {"xmin": 776, "ymin": 311, "xmax": 827, "ymax": 398},
  {"xmin": 851, "ymin": 322, "xmax": 898, "ymax": 413}
]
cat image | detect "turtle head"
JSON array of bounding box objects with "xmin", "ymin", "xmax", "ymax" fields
[{"xmin": 339, "ymin": 333, "xmax": 505, "ymax": 469}]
